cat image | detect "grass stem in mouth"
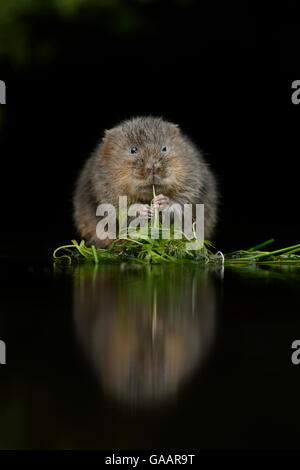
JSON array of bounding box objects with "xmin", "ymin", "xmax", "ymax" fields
[{"xmin": 152, "ymin": 185, "xmax": 160, "ymax": 229}]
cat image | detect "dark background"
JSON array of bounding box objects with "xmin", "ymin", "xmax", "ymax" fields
[
  {"xmin": 1, "ymin": 1, "xmax": 300, "ymax": 455},
  {"xmin": 0, "ymin": 1, "xmax": 299, "ymax": 255}
]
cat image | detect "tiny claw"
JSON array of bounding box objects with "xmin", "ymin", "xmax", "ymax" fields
[
  {"xmin": 152, "ymin": 194, "xmax": 169, "ymax": 211},
  {"xmin": 140, "ymin": 204, "xmax": 153, "ymax": 219}
]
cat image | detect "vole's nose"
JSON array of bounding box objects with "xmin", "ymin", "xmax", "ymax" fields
[{"xmin": 146, "ymin": 163, "xmax": 160, "ymax": 175}]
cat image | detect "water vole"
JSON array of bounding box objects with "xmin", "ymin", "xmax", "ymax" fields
[{"xmin": 73, "ymin": 116, "xmax": 218, "ymax": 247}]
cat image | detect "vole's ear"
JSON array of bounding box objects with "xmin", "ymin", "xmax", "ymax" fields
[
  {"xmin": 101, "ymin": 128, "xmax": 116, "ymax": 157},
  {"xmin": 169, "ymin": 123, "xmax": 180, "ymax": 136},
  {"xmin": 103, "ymin": 128, "xmax": 113, "ymax": 139}
]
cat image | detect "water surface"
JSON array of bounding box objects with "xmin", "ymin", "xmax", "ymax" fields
[{"xmin": 0, "ymin": 258, "xmax": 300, "ymax": 449}]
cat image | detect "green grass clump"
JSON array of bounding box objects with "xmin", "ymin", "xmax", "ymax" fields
[
  {"xmin": 53, "ymin": 236, "xmax": 214, "ymax": 265},
  {"xmin": 53, "ymin": 188, "xmax": 300, "ymax": 266},
  {"xmin": 53, "ymin": 237, "xmax": 300, "ymax": 266}
]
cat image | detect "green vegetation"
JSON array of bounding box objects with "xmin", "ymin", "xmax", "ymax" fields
[
  {"xmin": 53, "ymin": 187, "xmax": 300, "ymax": 266},
  {"xmin": 53, "ymin": 236, "xmax": 300, "ymax": 267},
  {"xmin": 53, "ymin": 237, "xmax": 210, "ymax": 265},
  {"xmin": 224, "ymin": 239, "xmax": 300, "ymax": 266}
]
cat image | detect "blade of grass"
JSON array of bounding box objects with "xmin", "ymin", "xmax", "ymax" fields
[
  {"xmin": 247, "ymin": 238, "xmax": 275, "ymax": 252},
  {"xmin": 226, "ymin": 243, "xmax": 300, "ymax": 262},
  {"xmin": 152, "ymin": 185, "xmax": 159, "ymax": 229},
  {"xmin": 91, "ymin": 245, "xmax": 99, "ymax": 264}
]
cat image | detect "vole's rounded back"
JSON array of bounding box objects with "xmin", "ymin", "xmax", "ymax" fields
[{"xmin": 73, "ymin": 116, "xmax": 218, "ymax": 247}]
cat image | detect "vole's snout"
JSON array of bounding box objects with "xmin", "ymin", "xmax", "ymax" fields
[
  {"xmin": 144, "ymin": 161, "xmax": 163, "ymax": 184},
  {"xmin": 145, "ymin": 162, "xmax": 161, "ymax": 176}
]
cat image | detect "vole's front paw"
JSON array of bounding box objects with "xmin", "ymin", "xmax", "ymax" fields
[
  {"xmin": 139, "ymin": 204, "xmax": 153, "ymax": 219},
  {"xmin": 152, "ymin": 194, "xmax": 170, "ymax": 211}
]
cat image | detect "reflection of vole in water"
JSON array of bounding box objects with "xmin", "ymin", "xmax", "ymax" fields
[
  {"xmin": 73, "ymin": 116, "xmax": 218, "ymax": 248},
  {"xmin": 73, "ymin": 265, "xmax": 216, "ymax": 405}
]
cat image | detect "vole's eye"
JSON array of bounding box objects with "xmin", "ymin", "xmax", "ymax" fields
[
  {"xmin": 130, "ymin": 146, "xmax": 138, "ymax": 154},
  {"xmin": 161, "ymin": 145, "xmax": 167, "ymax": 152}
]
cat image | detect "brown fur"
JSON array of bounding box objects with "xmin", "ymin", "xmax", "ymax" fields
[{"xmin": 73, "ymin": 116, "xmax": 218, "ymax": 248}]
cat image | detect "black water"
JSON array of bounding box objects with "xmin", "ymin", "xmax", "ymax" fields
[{"xmin": 1, "ymin": 258, "xmax": 300, "ymax": 450}]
